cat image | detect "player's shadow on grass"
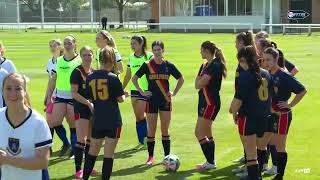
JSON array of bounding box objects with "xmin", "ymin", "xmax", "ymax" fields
[
  {"xmin": 111, "ymin": 163, "xmax": 162, "ymax": 177},
  {"xmin": 49, "ymin": 157, "xmax": 69, "ymax": 166},
  {"xmin": 96, "ymin": 148, "xmax": 145, "ymax": 161},
  {"xmin": 155, "ymin": 164, "xmax": 239, "ymax": 180}
]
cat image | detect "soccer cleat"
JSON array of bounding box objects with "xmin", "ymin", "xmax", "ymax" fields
[
  {"xmin": 263, "ymin": 163, "xmax": 269, "ymax": 172},
  {"xmin": 91, "ymin": 169, "xmax": 98, "ymax": 176},
  {"xmin": 58, "ymin": 144, "xmax": 71, "ymax": 157},
  {"xmin": 68, "ymin": 151, "xmax": 75, "ymax": 160},
  {"xmin": 232, "ymin": 165, "xmax": 246, "ymax": 173},
  {"xmin": 265, "ymin": 165, "xmax": 277, "ymax": 175},
  {"xmin": 75, "ymin": 170, "xmax": 83, "ymax": 179},
  {"xmin": 196, "ymin": 162, "xmax": 217, "ymax": 172},
  {"xmin": 236, "ymin": 170, "xmax": 248, "ymax": 178},
  {"xmin": 146, "ymin": 156, "xmax": 155, "ymax": 166},
  {"xmin": 233, "ymin": 156, "xmax": 246, "ymax": 164}
]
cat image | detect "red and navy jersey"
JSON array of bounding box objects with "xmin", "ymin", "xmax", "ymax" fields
[
  {"xmin": 86, "ymin": 70, "xmax": 124, "ymax": 130},
  {"xmin": 235, "ymin": 69, "xmax": 272, "ymax": 118},
  {"xmin": 135, "ymin": 59, "xmax": 182, "ymax": 103},
  {"xmin": 198, "ymin": 58, "xmax": 223, "ymax": 100},
  {"xmin": 284, "ymin": 59, "xmax": 296, "ymax": 74},
  {"xmin": 70, "ymin": 65, "xmax": 93, "ymax": 109},
  {"xmin": 234, "ymin": 64, "xmax": 244, "ymax": 92},
  {"xmin": 271, "ymin": 68, "xmax": 305, "ymax": 112}
]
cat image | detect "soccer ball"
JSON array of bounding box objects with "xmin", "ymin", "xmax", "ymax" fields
[{"xmin": 162, "ymin": 154, "xmax": 180, "ymax": 172}]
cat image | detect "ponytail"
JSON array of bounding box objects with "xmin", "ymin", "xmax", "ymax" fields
[
  {"xmin": 236, "ymin": 31, "xmax": 255, "ymax": 46},
  {"xmin": 201, "ymin": 41, "xmax": 227, "ymax": 78}
]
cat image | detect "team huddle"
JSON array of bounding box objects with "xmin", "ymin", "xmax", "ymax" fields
[{"xmin": 0, "ymin": 30, "xmax": 307, "ymax": 180}]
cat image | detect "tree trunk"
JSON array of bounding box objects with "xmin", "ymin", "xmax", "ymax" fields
[{"xmin": 119, "ymin": 5, "xmax": 124, "ymax": 28}]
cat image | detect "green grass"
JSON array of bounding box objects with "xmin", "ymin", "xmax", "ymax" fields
[{"xmin": 0, "ymin": 30, "xmax": 319, "ymax": 180}]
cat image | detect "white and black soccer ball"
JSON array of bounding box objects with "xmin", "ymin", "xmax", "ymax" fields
[{"xmin": 162, "ymin": 154, "xmax": 180, "ymax": 172}]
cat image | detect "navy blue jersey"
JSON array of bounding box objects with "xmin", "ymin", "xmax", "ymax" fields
[
  {"xmin": 234, "ymin": 64, "xmax": 244, "ymax": 92},
  {"xmin": 284, "ymin": 59, "xmax": 296, "ymax": 74},
  {"xmin": 235, "ymin": 69, "xmax": 272, "ymax": 118},
  {"xmin": 198, "ymin": 58, "xmax": 223, "ymax": 99},
  {"xmin": 271, "ymin": 68, "xmax": 305, "ymax": 112},
  {"xmin": 86, "ymin": 70, "xmax": 124, "ymax": 130},
  {"xmin": 70, "ymin": 65, "xmax": 93, "ymax": 109},
  {"xmin": 135, "ymin": 59, "xmax": 182, "ymax": 103}
]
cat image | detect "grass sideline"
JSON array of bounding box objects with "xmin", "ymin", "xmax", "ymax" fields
[{"xmin": 0, "ymin": 30, "xmax": 319, "ymax": 179}]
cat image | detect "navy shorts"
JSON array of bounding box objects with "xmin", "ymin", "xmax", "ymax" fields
[
  {"xmin": 238, "ymin": 115, "xmax": 270, "ymax": 138},
  {"xmin": 270, "ymin": 111, "xmax": 292, "ymax": 135},
  {"xmin": 91, "ymin": 127, "xmax": 122, "ymax": 139},
  {"xmin": 54, "ymin": 97, "xmax": 73, "ymax": 105},
  {"xmin": 74, "ymin": 106, "xmax": 91, "ymax": 120},
  {"xmin": 198, "ymin": 95, "xmax": 221, "ymax": 121},
  {"xmin": 131, "ymin": 90, "xmax": 148, "ymax": 101},
  {"xmin": 146, "ymin": 98, "xmax": 171, "ymax": 113}
]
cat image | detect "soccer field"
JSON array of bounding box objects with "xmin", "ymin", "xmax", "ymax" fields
[{"xmin": 0, "ymin": 30, "xmax": 319, "ymax": 180}]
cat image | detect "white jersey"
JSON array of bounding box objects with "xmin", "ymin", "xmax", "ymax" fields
[
  {"xmin": 46, "ymin": 58, "xmax": 56, "ymax": 78},
  {"xmin": 0, "ymin": 107, "xmax": 52, "ymax": 180},
  {"xmin": 0, "ymin": 67, "xmax": 8, "ymax": 107},
  {"xmin": 114, "ymin": 49, "xmax": 122, "ymax": 62},
  {"xmin": 0, "ymin": 57, "xmax": 17, "ymax": 74}
]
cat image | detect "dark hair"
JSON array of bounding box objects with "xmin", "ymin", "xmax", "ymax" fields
[
  {"xmin": 151, "ymin": 40, "xmax": 164, "ymax": 49},
  {"xmin": 131, "ymin": 36, "xmax": 147, "ymax": 59},
  {"xmin": 201, "ymin": 41, "xmax": 227, "ymax": 78},
  {"xmin": 65, "ymin": 34, "xmax": 77, "ymax": 53},
  {"xmin": 257, "ymin": 39, "xmax": 277, "ymax": 50},
  {"xmin": 264, "ymin": 47, "xmax": 285, "ymax": 68},
  {"xmin": 237, "ymin": 31, "xmax": 254, "ymax": 46},
  {"xmin": 237, "ymin": 46, "xmax": 262, "ymax": 88}
]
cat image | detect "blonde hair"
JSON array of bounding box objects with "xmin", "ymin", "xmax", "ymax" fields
[
  {"xmin": 0, "ymin": 41, "xmax": 5, "ymax": 56},
  {"xmin": 80, "ymin": 46, "xmax": 93, "ymax": 55},
  {"xmin": 2, "ymin": 73, "xmax": 31, "ymax": 107},
  {"xmin": 99, "ymin": 46, "xmax": 120, "ymax": 74},
  {"xmin": 99, "ymin": 30, "xmax": 117, "ymax": 49},
  {"xmin": 49, "ymin": 39, "xmax": 63, "ymax": 56}
]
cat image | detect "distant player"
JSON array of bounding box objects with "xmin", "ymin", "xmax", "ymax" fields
[
  {"xmin": 264, "ymin": 47, "xmax": 307, "ymax": 180},
  {"xmin": 0, "ymin": 73, "xmax": 52, "ymax": 180},
  {"xmin": 95, "ymin": 31, "xmax": 123, "ymax": 74},
  {"xmin": 194, "ymin": 41, "xmax": 227, "ymax": 171},
  {"xmin": 70, "ymin": 46, "xmax": 97, "ymax": 178},
  {"xmin": 49, "ymin": 35, "xmax": 82, "ymax": 158},
  {"xmin": 44, "ymin": 39, "xmax": 69, "ymax": 155},
  {"xmin": 132, "ymin": 40, "xmax": 184, "ymax": 166},
  {"xmin": 0, "ymin": 67, "xmax": 8, "ymax": 108},
  {"xmin": 0, "ymin": 42, "xmax": 17, "ymax": 74},
  {"xmin": 122, "ymin": 35, "xmax": 153, "ymax": 150},
  {"xmin": 82, "ymin": 46, "xmax": 126, "ymax": 180},
  {"xmin": 230, "ymin": 46, "xmax": 273, "ymax": 180}
]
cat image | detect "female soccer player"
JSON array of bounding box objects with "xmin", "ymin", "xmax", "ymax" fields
[
  {"xmin": 256, "ymin": 38, "xmax": 299, "ymax": 76},
  {"xmin": 194, "ymin": 41, "xmax": 227, "ymax": 171},
  {"xmin": 0, "ymin": 42, "xmax": 17, "ymax": 74},
  {"xmin": 0, "ymin": 73, "xmax": 52, "ymax": 180},
  {"xmin": 264, "ymin": 47, "xmax": 307, "ymax": 180},
  {"xmin": 50, "ymin": 35, "xmax": 82, "ymax": 158},
  {"xmin": 230, "ymin": 46, "xmax": 273, "ymax": 180},
  {"xmin": 70, "ymin": 46, "xmax": 97, "ymax": 178},
  {"xmin": 82, "ymin": 46, "xmax": 125, "ymax": 180},
  {"xmin": 44, "ymin": 39, "xmax": 69, "ymax": 155},
  {"xmin": 122, "ymin": 35, "xmax": 153, "ymax": 150},
  {"xmin": 232, "ymin": 31, "xmax": 256, "ymax": 170},
  {"xmin": 132, "ymin": 40, "xmax": 184, "ymax": 166},
  {"xmin": 95, "ymin": 30, "xmax": 123, "ymax": 74}
]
